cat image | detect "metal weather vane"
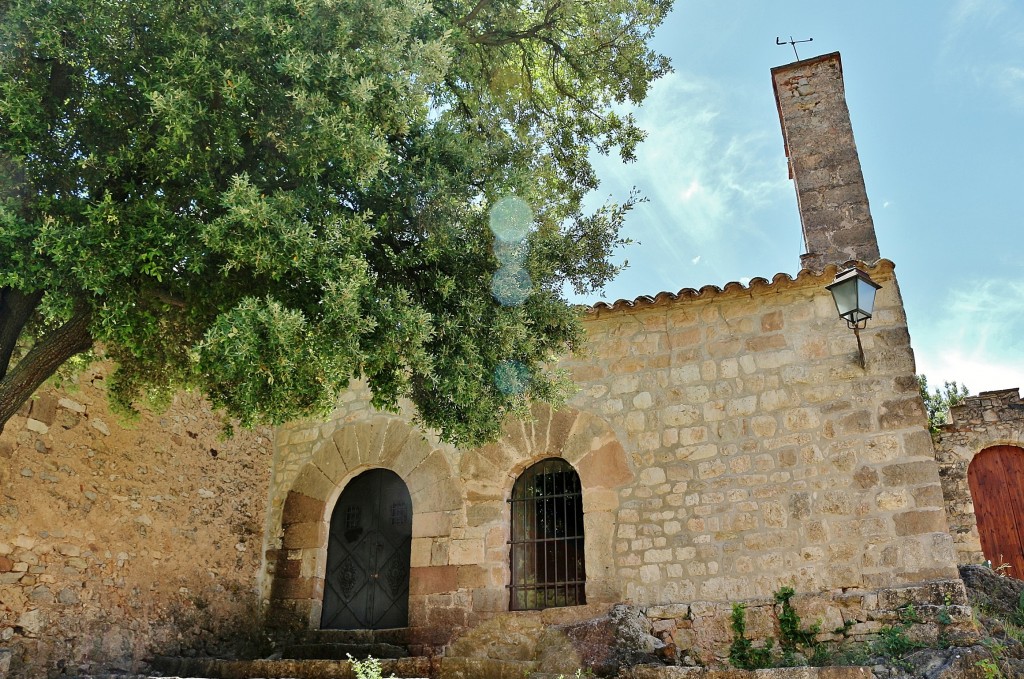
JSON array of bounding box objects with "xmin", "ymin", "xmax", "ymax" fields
[{"xmin": 776, "ymin": 36, "xmax": 813, "ymax": 61}]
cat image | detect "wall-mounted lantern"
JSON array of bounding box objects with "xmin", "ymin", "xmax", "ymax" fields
[{"xmin": 826, "ymin": 267, "xmax": 881, "ymax": 368}]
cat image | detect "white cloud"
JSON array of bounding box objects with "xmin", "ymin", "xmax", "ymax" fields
[
  {"xmin": 914, "ymin": 279, "xmax": 1024, "ymax": 393},
  {"xmin": 691, "ymin": 255, "xmax": 702, "ymax": 265},
  {"xmin": 942, "ymin": 1, "xmax": 1024, "ymax": 109},
  {"xmin": 950, "ymin": 0, "xmax": 1008, "ymax": 28},
  {"xmin": 589, "ymin": 70, "xmax": 790, "ymax": 288},
  {"xmin": 996, "ymin": 65, "xmax": 1024, "ymax": 107},
  {"xmin": 679, "ymin": 179, "xmax": 702, "ymax": 202}
]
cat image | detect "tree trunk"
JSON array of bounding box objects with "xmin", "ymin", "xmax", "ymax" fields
[
  {"xmin": 0, "ymin": 287, "xmax": 44, "ymax": 379},
  {"xmin": 0, "ymin": 303, "xmax": 92, "ymax": 434}
]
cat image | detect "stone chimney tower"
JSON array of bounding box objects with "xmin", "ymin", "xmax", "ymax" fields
[{"xmin": 772, "ymin": 52, "xmax": 880, "ymax": 271}]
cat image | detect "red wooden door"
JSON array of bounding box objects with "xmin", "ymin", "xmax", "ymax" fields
[{"xmin": 968, "ymin": 445, "xmax": 1024, "ymax": 579}]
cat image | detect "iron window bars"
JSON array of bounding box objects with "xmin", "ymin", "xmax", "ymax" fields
[{"xmin": 508, "ymin": 457, "xmax": 586, "ymax": 610}]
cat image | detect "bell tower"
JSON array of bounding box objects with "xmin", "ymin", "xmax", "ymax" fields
[{"xmin": 772, "ymin": 52, "xmax": 881, "ymax": 271}]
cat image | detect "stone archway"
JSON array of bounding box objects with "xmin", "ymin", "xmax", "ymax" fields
[
  {"xmin": 269, "ymin": 416, "xmax": 459, "ymax": 629},
  {"xmin": 459, "ymin": 404, "xmax": 633, "ymax": 610}
]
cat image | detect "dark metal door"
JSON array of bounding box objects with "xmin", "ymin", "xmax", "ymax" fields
[{"xmin": 321, "ymin": 468, "xmax": 412, "ymax": 629}]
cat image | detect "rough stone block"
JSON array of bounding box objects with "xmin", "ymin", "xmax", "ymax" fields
[
  {"xmin": 893, "ymin": 509, "xmax": 947, "ymax": 536},
  {"xmin": 410, "ymin": 565, "xmax": 458, "ymax": 595},
  {"xmin": 879, "ymin": 397, "xmax": 926, "ymax": 430},
  {"xmin": 881, "ymin": 461, "xmax": 938, "ymax": 487},
  {"xmin": 282, "ymin": 521, "xmax": 327, "ymax": 549},
  {"xmin": 412, "ymin": 511, "xmax": 452, "ymax": 538},
  {"xmin": 449, "ymin": 539, "xmax": 484, "ymax": 566},
  {"xmin": 578, "ymin": 439, "xmax": 633, "ymax": 489},
  {"xmin": 29, "ymin": 394, "xmax": 59, "ymax": 425},
  {"xmin": 270, "ymin": 575, "xmax": 322, "ymax": 600},
  {"xmin": 471, "ymin": 587, "xmax": 506, "ymax": 613},
  {"xmin": 282, "ymin": 491, "xmax": 326, "ymax": 526},
  {"xmin": 291, "ymin": 464, "xmax": 336, "ymax": 502}
]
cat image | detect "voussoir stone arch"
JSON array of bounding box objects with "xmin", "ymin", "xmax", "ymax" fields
[
  {"xmin": 271, "ymin": 415, "xmax": 459, "ymax": 629},
  {"xmin": 459, "ymin": 403, "xmax": 634, "ymax": 608}
]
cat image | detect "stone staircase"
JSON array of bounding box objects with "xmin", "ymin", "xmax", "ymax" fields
[
  {"xmin": 133, "ymin": 626, "xmax": 878, "ymax": 679},
  {"xmin": 88, "ymin": 663, "xmax": 876, "ymax": 679},
  {"xmin": 149, "ymin": 628, "xmax": 435, "ymax": 679}
]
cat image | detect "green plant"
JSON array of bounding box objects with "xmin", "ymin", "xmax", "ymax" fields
[
  {"xmin": 832, "ymin": 619, "xmax": 855, "ymax": 635},
  {"xmin": 899, "ymin": 603, "xmax": 921, "ymax": 624},
  {"xmin": 774, "ymin": 586, "xmax": 824, "ymax": 665},
  {"xmin": 1011, "ymin": 590, "xmax": 1024, "ymax": 627},
  {"xmin": 556, "ymin": 670, "xmax": 594, "ymax": 679},
  {"xmin": 982, "ymin": 638, "xmax": 1006, "ymax": 660},
  {"xmin": 976, "ymin": 658, "xmax": 1004, "ymax": 679},
  {"xmin": 937, "ymin": 593, "xmax": 953, "ymax": 625},
  {"xmin": 728, "ymin": 602, "xmax": 775, "ymax": 670},
  {"xmin": 728, "ymin": 589, "xmax": 835, "ymax": 669},
  {"xmin": 830, "ymin": 641, "xmax": 871, "ymax": 667},
  {"xmin": 873, "ymin": 609, "xmax": 919, "ymax": 660},
  {"xmin": 348, "ymin": 655, "xmax": 395, "ymax": 679},
  {"xmin": 1004, "ymin": 621, "xmax": 1024, "ymax": 644}
]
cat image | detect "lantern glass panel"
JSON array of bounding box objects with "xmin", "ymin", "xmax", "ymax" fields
[
  {"xmin": 829, "ymin": 277, "xmax": 858, "ymax": 318},
  {"xmin": 855, "ymin": 278, "xmax": 878, "ymax": 321}
]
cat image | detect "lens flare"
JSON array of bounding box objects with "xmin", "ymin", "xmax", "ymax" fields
[
  {"xmin": 491, "ymin": 266, "xmax": 532, "ymax": 307},
  {"xmin": 494, "ymin": 360, "xmax": 531, "ymax": 395},
  {"xmin": 494, "ymin": 238, "xmax": 529, "ymax": 268},
  {"xmin": 488, "ymin": 196, "xmax": 533, "ymax": 243}
]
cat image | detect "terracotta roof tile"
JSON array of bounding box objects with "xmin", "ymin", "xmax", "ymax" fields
[{"xmin": 586, "ymin": 259, "xmax": 894, "ymax": 313}]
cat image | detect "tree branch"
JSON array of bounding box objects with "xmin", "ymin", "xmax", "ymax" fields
[
  {"xmin": 467, "ymin": 1, "xmax": 562, "ymax": 46},
  {"xmin": 0, "ymin": 301, "xmax": 92, "ymax": 433},
  {"xmin": 456, "ymin": 0, "xmax": 492, "ymax": 28},
  {"xmin": 146, "ymin": 288, "xmax": 188, "ymax": 309}
]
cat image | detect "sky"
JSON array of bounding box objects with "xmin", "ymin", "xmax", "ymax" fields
[{"xmin": 572, "ymin": 0, "xmax": 1024, "ymax": 395}]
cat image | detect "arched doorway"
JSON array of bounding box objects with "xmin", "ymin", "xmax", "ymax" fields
[
  {"xmin": 321, "ymin": 468, "xmax": 412, "ymax": 629},
  {"xmin": 968, "ymin": 445, "xmax": 1024, "ymax": 579}
]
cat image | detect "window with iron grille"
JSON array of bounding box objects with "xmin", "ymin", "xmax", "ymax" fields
[{"xmin": 508, "ymin": 458, "xmax": 586, "ymax": 611}]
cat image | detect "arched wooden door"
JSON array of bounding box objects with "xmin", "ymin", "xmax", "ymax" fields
[
  {"xmin": 968, "ymin": 445, "xmax": 1024, "ymax": 579},
  {"xmin": 321, "ymin": 469, "xmax": 412, "ymax": 629}
]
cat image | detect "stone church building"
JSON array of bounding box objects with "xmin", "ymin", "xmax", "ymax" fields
[
  {"xmin": 2, "ymin": 52, "xmax": 1023, "ymax": 677},
  {"xmin": 263, "ymin": 50, "xmax": 964, "ymax": 651}
]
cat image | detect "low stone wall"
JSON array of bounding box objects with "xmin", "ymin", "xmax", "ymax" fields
[
  {"xmin": 934, "ymin": 388, "xmax": 1024, "ymax": 565},
  {"xmin": 444, "ymin": 580, "xmax": 973, "ymax": 672},
  {"xmin": 0, "ymin": 364, "xmax": 273, "ymax": 678}
]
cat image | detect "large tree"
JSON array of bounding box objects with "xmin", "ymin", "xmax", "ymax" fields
[{"xmin": 0, "ymin": 0, "xmax": 672, "ymax": 445}]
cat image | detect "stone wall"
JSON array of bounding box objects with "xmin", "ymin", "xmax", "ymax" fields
[
  {"xmin": 934, "ymin": 388, "xmax": 1024, "ymax": 565},
  {"xmin": 265, "ymin": 258, "xmax": 963, "ymax": 655},
  {"xmin": 0, "ymin": 363, "xmax": 273, "ymax": 678}
]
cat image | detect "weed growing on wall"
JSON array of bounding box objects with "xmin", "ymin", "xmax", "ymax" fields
[
  {"xmin": 728, "ymin": 603, "xmax": 774, "ymax": 670},
  {"xmin": 728, "ymin": 588, "xmax": 826, "ymax": 669}
]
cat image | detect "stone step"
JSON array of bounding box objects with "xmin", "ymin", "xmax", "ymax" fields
[
  {"xmin": 282, "ymin": 641, "xmax": 409, "ymax": 660},
  {"xmin": 295, "ymin": 628, "xmax": 413, "ymax": 646},
  {"xmin": 149, "ymin": 655, "xmax": 433, "ymax": 679}
]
